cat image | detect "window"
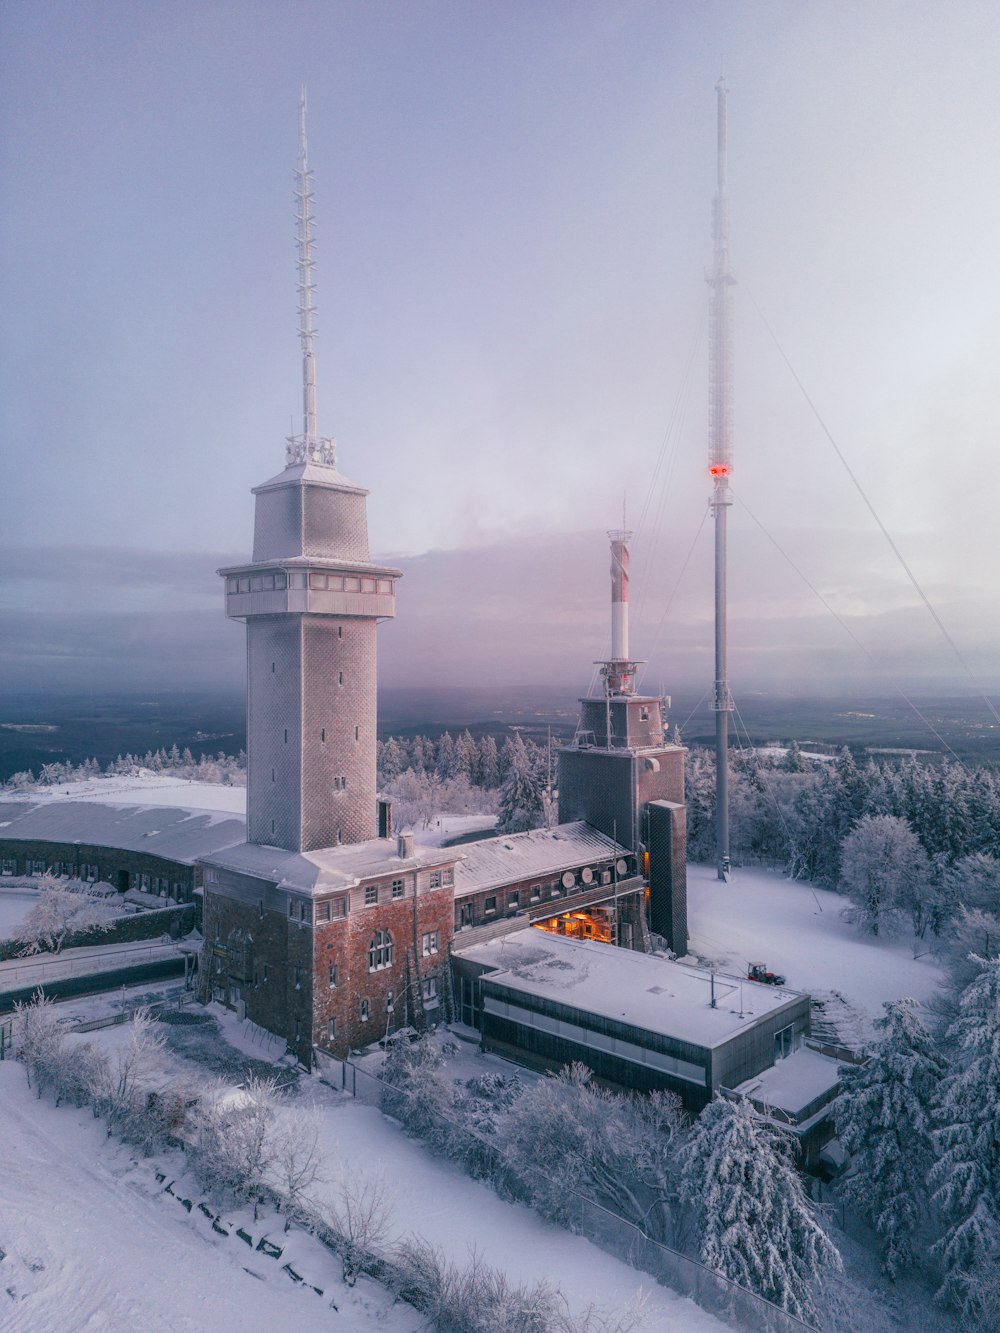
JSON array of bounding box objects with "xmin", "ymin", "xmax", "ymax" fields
[
  {"xmin": 368, "ymin": 929, "xmax": 393, "ymax": 971},
  {"xmin": 484, "ymin": 896, "xmax": 497, "ymax": 915},
  {"xmin": 429, "ymin": 870, "xmax": 442, "ymax": 889},
  {"xmin": 442, "ymin": 868, "xmax": 454, "ymax": 887},
  {"xmin": 377, "ymin": 579, "xmax": 392, "ymax": 594},
  {"xmin": 333, "ymin": 776, "xmax": 347, "ymax": 791},
  {"xmin": 640, "ymin": 706, "xmax": 650, "ymax": 722},
  {"xmin": 288, "ymin": 899, "xmax": 296, "ymax": 918},
  {"xmin": 360, "ymin": 998, "xmax": 370, "ymax": 1022},
  {"xmin": 391, "ymin": 878, "xmax": 405, "ymax": 899},
  {"xmin": 321, "ymin": 729, "xmax": 326, "ymax": 742},
  {"xmin": 421, "ymin": 931, "xmax": 439, "ymax": 956},
  {"xmin": 294, "ymin": 964, "xmax": 302, "ymax": 990},
  {"xmin": 299, "ymin": 901, "xmax": 311, "ymax": 924},
  {"xmin": 775, "ymin": 1025, "xmax": 795, "ymax": 1060},
  {"xmin": 274, "ymin": 573, "xmax": 287, "ymax": 590},
  {"xmin": 328, "ymin": 1017, "xmax": 337, "ymax": 1041},
  {"xmin": 317, "ymin": 900, "xmax": 331, "ymax": 923},
  {"xmin": 262, "ymin": 964, "xmax": 269, "ymax": 983},
  {"xmin": 328, "ymin": 963, "xmax": 338, "ymax": 988},
  {"xmin": 309, "ymin": 572, "xmax": 326, "ymax": 590},
  {"xmin": 421, "ymin": 976, "xmax": 438, "ymax": 1003},
  {"xmin": 507, "ymin": 892, "xmax": 519, "ymax": 911},
  {"xmin": 345, "ymin": 576, "xmax": 360, "ymax": 592},
  {"xmin": 332, "ymin": 897, "xmax": 347, "ymax": 918},
  {"xmin": 284, "ymin": 729, "xmax": 288, "ymax": 743},
  {"xmin": 361, "ymin": 577, "xmax": 376, "ymax": 593},
  {"xmin": 364, "ymin": 885, "xmax": 378, "ymax": 907},
  {"xmin": 530, "ymin": 884, "xmax": 541, "ymax": 902}
]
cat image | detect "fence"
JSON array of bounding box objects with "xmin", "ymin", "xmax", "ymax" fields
[{"xmin": 327, "ymin": 1055, "xmax": 822, "ymax": 1333}]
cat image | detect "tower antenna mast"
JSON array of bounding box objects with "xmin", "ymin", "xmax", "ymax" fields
[
  {"xmin": 288, "ymin": 87, "xmax": 335, "ymax": 467},
  {"xmin": 708, "ymin": 78, "xmax": 734, "ymax": 881}
]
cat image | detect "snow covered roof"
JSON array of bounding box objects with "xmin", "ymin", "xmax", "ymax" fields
[
  {"xmin": 458, "ymin": 929, "xmax": 805, "ymax": 1049},
  {"xmin": 732, "ymin": 1045, "xmax": 843, "ymax": 1116},
  {"xmin": 252, "ymin": 460, "xmax": 368, "ymax": 494},
  {"xmin": 453, "ymin": 823, "xmax": 626, "ymax": 899},
  {"xmin": 0, "ymin": 799, "xmax": 245, "ymax": 866},
  {"xmin": 201, "ymin": 837, "xmax": 462, "ymax": 895}
]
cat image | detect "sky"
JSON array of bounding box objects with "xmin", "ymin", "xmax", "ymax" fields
[{"xmin": 2, "ymin": 1, "xmax": 1000, "ymax": 704}]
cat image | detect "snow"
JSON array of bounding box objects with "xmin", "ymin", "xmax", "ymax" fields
[
  {"xmin": 686, "ymin": 862, "xmax": 944, "ymax": 1042},
  {"xmin": 0, "ymin": 1062, "xmax": 419, "ymax": 1333},
  {"xmin": 734, "ymin": 1046, "xmax": 842, "ymax": 1116},
  {"xmin": 0, "ymin": 773, "xmax": 247, "ymax": 815},
  {"xmin": 0, "ymin": 999, "xmax": 735, "ymax": 1333},
  {"xmin": 0, "ymin": 891, "xmax": 36, "ymax": 939}
]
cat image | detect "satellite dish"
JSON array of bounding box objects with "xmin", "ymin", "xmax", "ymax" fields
[
  {"xmin": 581, "ymin": 867, "xmax": 593, "ymax": 884},
  {"xmin": 616, "ymin": 859, "xmax": 627, "ymax": 875},
  {"xmin": 561, "ymin": 871, "xmax": 575, "ymax": 889}
]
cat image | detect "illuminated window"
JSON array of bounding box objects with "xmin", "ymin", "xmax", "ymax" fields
[{"xmin": 368, "ymin": 929, "xmax": 393, "ymax": 971}]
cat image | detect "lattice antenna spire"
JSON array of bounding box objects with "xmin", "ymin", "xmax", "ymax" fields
[
  {"xmin": 708, "ymin": 76, "xmax": 734, "ymax": 882},
  {"xmin": 287, "ymin": 87, "xmax": 336, "ymax": 467}
]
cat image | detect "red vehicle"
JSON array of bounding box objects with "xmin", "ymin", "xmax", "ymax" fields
[{"xmin": 748, "ymin": 961, "xmax": 786, "ymax": 986}]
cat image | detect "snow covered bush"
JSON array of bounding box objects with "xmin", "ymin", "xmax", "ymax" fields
[
  {"xmin": 188, "ymin": 1074, "xmax": 281, "ymax": 1214},
  {"xmin": 310, "ymin": 1166, "xmax": 394, "ymax": 1285},
  {"xmin": 679, "ymin": 1095, "xmax": 841, "ymax": 1324},
  {"xmin": 929, "ymin": 959, "xmax": 1000, "ymax": 1306},
  {"xmin": 835, "ymin": 998, "xmax": 946, "ymax": 1277},
  {"xmin": 13, "ymin": 873, "xmax": 119, "ymax": 954}
]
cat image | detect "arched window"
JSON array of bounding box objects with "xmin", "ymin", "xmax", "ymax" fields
[{"xmin": 368, "ymin": 929, "xmax": 393, "ymax": 972}]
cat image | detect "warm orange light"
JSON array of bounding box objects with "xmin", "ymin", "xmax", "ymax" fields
[{"xmin": 709, "ymin": 464, "xmax": 729, "ymax": 477}]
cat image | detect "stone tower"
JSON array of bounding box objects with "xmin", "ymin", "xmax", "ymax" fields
[{"xmin": 220, "ymin": 92, "xmax": 400, "ymax": 853}]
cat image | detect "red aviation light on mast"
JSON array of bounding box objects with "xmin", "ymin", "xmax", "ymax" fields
[{"xmin": 709, "ymin": 464, "xmax": 729, "ymax": 477}]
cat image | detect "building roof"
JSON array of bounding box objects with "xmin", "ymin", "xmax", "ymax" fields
[
  {"xmin": 732, "ymin": 1045, "xmax": 842, "ymax": 1116},
  {"xmin": 456, "ymin": 929, "xmax": 805, "ymax": 1050},
  {"xmin": 0, "ymin": 799, "xmax": 245, "ymax": 867},
  {"xmin": 453, "ymin": 822, "xmax": 626, "ymax": 899},
  {"xmin": 200, "ymin": 837, "xmax": 462, "ymax": 895}
]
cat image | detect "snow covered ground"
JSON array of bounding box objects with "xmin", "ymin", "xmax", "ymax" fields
[
  {"xmin": 0, "ymin": 773, "xmax": 247, "ymax": 815},
  {"xmin": 0, "ymin": 892, "xmax": 36, "ymax": 939},
  {"xmin": 685, "ymin": 862, "xmax": 944, "ymax": 1043},
  {"xmin": 0, "ymin": 996, "xmax": 733, "ymax": 1333}
]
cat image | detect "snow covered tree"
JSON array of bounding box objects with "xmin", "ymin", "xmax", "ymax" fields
[
  {"xmin": 435, "ymin": 731, "xmax": 458, "ymax": 781},
  {"xmin": 499, "ymin": 1063, "xmax": 687, "ymax": 1246},
  {"xmin": 455, "ymin": 729, "xmax": 479, "ymax": 783},
  {"xmin": 839, "ymin": 814, "xmax": 926, "ymax": 937},
  {"xmin": 270, "ymin": 1106, "xmax": 324, "ymax": 1226},
  {"xmin": 312, "ymin": 1166, "xmax": 393, "ymax": 1284},
  {"xmin": 679, "ymin": 1096, "xmax": 841, "ymax": 1323},
  {"xmin": 929, "ymin": 960, "xmax": 1000, "ymax": 1306},
  {"xmin": 190, "ymin": 1074, "xmax": 280, "ymax": 1214},
  {"xmin": 13, "ymin": 873, "xmax": 118, "ymax": 954},
  {"xmin": 835, "ymin": 998, "xmax": 946, "ymax": 1277},
  {"xmin": 477, "ymin": 734, "xmax": 500, "ymax": 789},
  {"xmin": 496, "ymin": 735, "xmax": 545, "ymax": 834},
  {"xmin": 377, "ymin": 736, "xmax": 403, "ymax": 785}
]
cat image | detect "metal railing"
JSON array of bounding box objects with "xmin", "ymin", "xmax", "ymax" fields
[{"xmin": 0, "ymin": 941, "xmax": 181, "ymax": 991}]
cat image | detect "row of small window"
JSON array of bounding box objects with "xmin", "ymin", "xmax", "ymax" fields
[
  {"xmin": 289, "ymin": 897, "xmax": 348, "ymax": 923},
  {"xmin": 307, "ymin": 573, "xmax": 394, "ymax": 594},
  {"xmin": 228, "ymin": 572, "xmax": 394, "ymax": 595}
]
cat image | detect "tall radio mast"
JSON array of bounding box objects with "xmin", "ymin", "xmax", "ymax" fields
[
  {"xmin": 287, "ymin": 88, "xmax": 335, "ymax": 468},
  {"xmin": 708, "ymin": 78, "xmax": 734, "ymax": 881}
]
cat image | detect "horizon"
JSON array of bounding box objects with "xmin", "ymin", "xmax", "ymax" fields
[{"xmin": 3, "ymin": 4, "xmax": 1000, "ymax": 709}]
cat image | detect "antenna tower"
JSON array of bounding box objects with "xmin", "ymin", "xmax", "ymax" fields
[
  {"xmin": 708, "ymin": 78, "xmax": 734, "ymax": 880},
  {"xmin": 287, "ymin": 88, "xmax": 336, "ymax": 468}
]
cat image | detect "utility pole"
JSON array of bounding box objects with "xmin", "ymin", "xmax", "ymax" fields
[{"xmin": 708, "ymin": 78, "xmax": 735, "ymax": 882}]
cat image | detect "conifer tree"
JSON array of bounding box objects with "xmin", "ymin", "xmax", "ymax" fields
[
  {"xmin": 929, "ymin": 959, "xmax": 1000, "ymax": 1305},
  {"xmin": 679, "ymin": 1096, "xmax": 841, "ymax": 1324},
  {"xmin": 836, "ymin": 999, "xmax": 946, "ymax": 1277},
  {"xmin": 495, "ymin": 735, "xmax": 545, "ymax": 834}
]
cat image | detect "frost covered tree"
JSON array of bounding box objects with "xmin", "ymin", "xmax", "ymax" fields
[
  {"xmin": 500, "ymin": 1063, "xmax": 687, "ymax": 1245},
  {"xmin": 477, "ymin": 734, "xmax": 500, "ymax": 789},
  {"xmin": 14, "ymin": 873, "xmax": 118, "ymax": 954},
  {"xmin": 929, "ymin": 960, "xmax": 1000, "ymax": 1306},
  {"xmin": 835, "ymin": 998, "xmax": 946, "ymax": 1277},
  {"xmin": 312, "ymin": 1166, "xmax": 394, "ymax": 1284},
  {"xmin": 496, "ymin": 735, "xmax": 545, "ymax": 834},
  {"xmin": 377, "ymin": 736, "xmax": 403, "ymax": 784},
  {"xmin": 839, "ymin": 814, "xmax": 926, "ymax": 937},
  {"xmin": 271, "ymin": 1106, "xmax": 324, "ymax": 1226},
  {"xmin": 679, "ymin": 1096, "xmax": 841, "ymax": 1323},
  {"xmin": 190, "ymin": 1075, "xmax": 280, "ymax": 1214}
]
